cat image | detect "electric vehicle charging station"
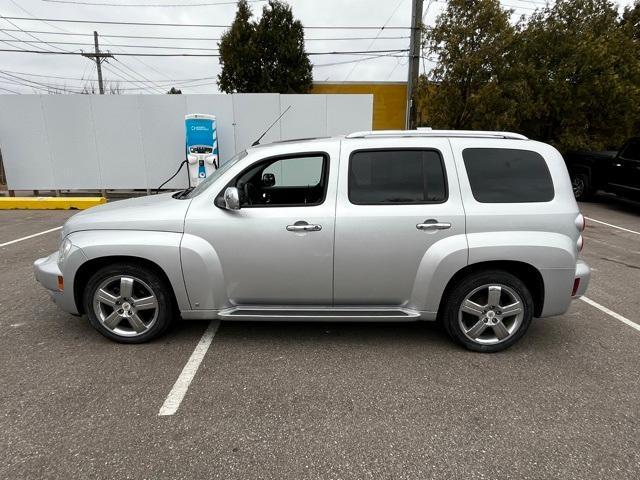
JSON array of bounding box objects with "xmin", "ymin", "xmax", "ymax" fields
[{"xmin": 185, "ymin": 114, "xmax": 218, "ymax": 186}]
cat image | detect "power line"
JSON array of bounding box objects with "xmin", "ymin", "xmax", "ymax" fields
[
  {"xmin": 0, "ymin": 85, "xmax": 21, "ymax": 93},
  {"xmin": 0, "ymin": 68, "xmax": 217, "ymax": 83},
  {"xmin": 7, "ymin": 0, "xmax": 70, "ymax": 33},
  {"xmin": 112, "ymin": 58, "xmax": 167, "ymax": 93},
  {"xmin": 1, "ymin": 16, "xmax": 411, "ymax": 30},
  {"xmin": 41, "ymin": 0, "xmax": 266, "ymax": 6},
  {"xmin": 0, "ymin": 72, "xmax": 85, "ymax": 93},
  {"xmin": 0, "ymin": 15, "xmax": 71, "ymax": 53},
  {"xmin": 3, "ymin": 39, "xmax": 223, "ymax": 50},
  {"xmin": 0, "ymin": 48, "xmax": 409, "ymax": 57},
  {"xmin": 0, "ymin": 29, "xmax": 411, "ymax": 42},
  {"xmin": 343, "ymin": 0, "xmax": 407, "ymax": 82},
  {"xmin": 103, "ymin": 60, "xmax": 164, "ymax": 93},
  {"xmin": 315, "ymin": 53, "xmax": 408, "ymax": 68}
]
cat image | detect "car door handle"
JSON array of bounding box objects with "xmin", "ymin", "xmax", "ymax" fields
[
  {"xmin": 416, "ymin": 219, "xmax": 451, "ymax": 231},
  {"xmin": 286, "ymin": 222, "xmax": 322, "ymax": 232}
]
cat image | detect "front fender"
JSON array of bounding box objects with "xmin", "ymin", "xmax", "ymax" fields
[
  {"xmin": 67, "ymin": 230, "xmax": 191, "ymax": 311},
  {"xmin": 180, "ymin": 233, "xmax": 227, "ymax": 311}
]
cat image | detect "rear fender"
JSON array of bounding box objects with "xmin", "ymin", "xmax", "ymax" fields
[
  {"xmin": 410, "ymin": 234, "xmax": 468, "ymax": 315},
  {"xmin": 467, "ymin": 231, "xmax": 576, "ymax": 317}
]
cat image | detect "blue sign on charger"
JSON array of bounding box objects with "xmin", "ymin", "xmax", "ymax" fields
[{"xmin": 185, "ymin": 114, "xmax": 218, "ymax": 181}]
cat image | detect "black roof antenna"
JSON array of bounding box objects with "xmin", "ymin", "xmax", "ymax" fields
[{"xmin": 252, "ymin": 106, "xmax": 291, "ymax": 146}]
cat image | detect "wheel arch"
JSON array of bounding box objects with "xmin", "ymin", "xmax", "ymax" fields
[
  {"xmin": 437, "ymin": 260, "xmax": 545, "ymax": 319},
  {"xmin": 73, "ymin": 255, "xmax": 179, "ymax": 315}
]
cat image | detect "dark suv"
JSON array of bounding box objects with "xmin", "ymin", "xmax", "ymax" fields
[{"xmin": 565, "ymin": 137, "xmax": 640, "ymax": 201}]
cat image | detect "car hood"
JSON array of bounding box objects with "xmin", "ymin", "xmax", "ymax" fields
[{"xmin": 62, "ymin": 192, "xmax": 191, "ymax": 237}]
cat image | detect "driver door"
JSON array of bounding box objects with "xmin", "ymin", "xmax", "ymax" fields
[{"xmin": 187, "ymin": 146, "xmax": 338, "ymax": 307}]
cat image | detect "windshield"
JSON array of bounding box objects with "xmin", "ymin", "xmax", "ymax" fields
[{"xmin": 184, "ymin": 150, "xmax": 247, "ymax": 198}]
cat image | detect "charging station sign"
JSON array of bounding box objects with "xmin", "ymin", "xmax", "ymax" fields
[{"xmin": 185, "ymin": 114, "xmax": 218, "ymax": 184}]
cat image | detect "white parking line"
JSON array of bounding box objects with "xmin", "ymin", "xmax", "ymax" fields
[
  {"xmin": 0, "ymin": 226, "xmax": 62, "ymax": 248},
  {"xmin": 581, "ymin": 296, "xmax": 640, "ymax": 333},
  {"xmin": 158, "ymin": 320, "xmax": 220, "ymax": 416},
  {"xmin": 585, "ymin": 217, "xmax": 640, "ymax": 236}
]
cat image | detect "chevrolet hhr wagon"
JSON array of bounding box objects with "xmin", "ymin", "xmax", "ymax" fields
[{"xmin": 34, "ymin": 130, "xmax": 590, "ymax": 352}]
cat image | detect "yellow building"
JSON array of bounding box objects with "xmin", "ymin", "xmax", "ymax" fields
[{"xmin": 312, "ymin": 81, "xmax": 407, "ymax": 131}]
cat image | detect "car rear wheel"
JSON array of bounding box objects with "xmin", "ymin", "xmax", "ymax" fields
[
  {"xmin": 442, "ymin": 270, "xmax": 534, "ymax": 353},
  {"xmin": 571, "ymin": 173, "xmax": 593, "ymax": 201},
  {"xmin": 83, "ymin": 263, "xmax": 174, "ymax": 343}
]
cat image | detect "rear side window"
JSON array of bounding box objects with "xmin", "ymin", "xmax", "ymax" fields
[
  {"xmin": 462, "ymin": 148, "xmax": 554, "ymax": 203},
  {"xmin": 349, "ymin": 149, "xmax": 447, "ymax": 205}
]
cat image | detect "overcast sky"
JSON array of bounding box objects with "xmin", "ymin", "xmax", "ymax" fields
[{"xmin": 0, "ymin": 0, "xmax": 636, "ymax": 94}]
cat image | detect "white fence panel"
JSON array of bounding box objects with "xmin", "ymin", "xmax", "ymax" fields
[
  {"xmin": 0, "ymin": 93, "xmax": 373, "ymax": 191},
  {"xmin": 42, "ymin": 95, "xmax": 101, "ymax": 189},
  {"xmin": 326, "ymin": 94, "xmax": 373, "ymax": 136},
  {"xmin": 0, "ymin": 95, "xmax": 55, "ymax": 190},
  {"xmin": 280, "ymin": 94, "xmax": 327, "ymax": 141},
  {"xmin": 138, "ymin": 95, "xmax": 188, "ymax": 190},
  {"xmin": 232, "ymin": 93, "xmax": 281, "ymax": 153},
  {"xmin": 91, "ymin": 95, "xmax": 147, "ymax": 189}
]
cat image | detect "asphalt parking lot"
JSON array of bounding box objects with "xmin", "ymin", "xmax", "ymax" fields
[{"xmin": 1, "ymin": 195, "xmax": 639, "ymax": 480}]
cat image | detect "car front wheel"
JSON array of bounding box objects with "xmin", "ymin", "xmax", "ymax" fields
[
  {"xmin": 83, "ymin": 262, "xmax": 175, "ymax": 343},
  {"xmin": 442, "ymin": 270, "xmax": 534, "ymax": 353}
]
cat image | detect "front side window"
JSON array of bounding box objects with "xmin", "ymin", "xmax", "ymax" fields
[
  {"xmin": 619, "ymin": 140, "xmax": 640, "ymax": 161},
  {"xmin": 348, "ymin": 149, "xmax": 447, "ymax": 205},
  {"xmin": 463, "ymin": 148, "xmax": 554, "ymax": 203},
  {"xmin": 230, "ymin": 153, "xmax": 328, "ymax": 207}
]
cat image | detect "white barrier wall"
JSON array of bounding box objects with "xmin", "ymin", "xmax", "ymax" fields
[{"xmin": 0, "ymin": 93, "xmax": 373, "ymax": 190}]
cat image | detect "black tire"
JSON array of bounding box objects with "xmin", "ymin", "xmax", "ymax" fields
[
  {"xmin": 83, "ymin": 262, "xmax": 175, "ymax": 343},
  {"xmin": 441, "ymin": 270, "xmax": 534, "ymax": 353},
  {"xmin": 571, "ymin": 173, "xmax": 594, "ymax": 201}
]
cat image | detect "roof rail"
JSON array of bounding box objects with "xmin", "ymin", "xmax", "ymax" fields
[{"xmin": 345, "ymin": 129, "xmax": 528, "ymax": 140}]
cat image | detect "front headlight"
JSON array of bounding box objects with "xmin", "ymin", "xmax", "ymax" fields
[{"xmin": 58, "ymin": 238, "xmax": 72, "ymax": 268}]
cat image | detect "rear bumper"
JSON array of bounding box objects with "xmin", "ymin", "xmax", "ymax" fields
[
  {"xmin": 572, "ymin": 259, "xmax": 590, "ymax": 298},
  {"xmin": 34, "ymin": 252, "xmax": 80, "ymax": 315}
]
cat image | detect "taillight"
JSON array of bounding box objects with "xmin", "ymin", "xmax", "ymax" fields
[{"xmin": 575, "ymin": 213, "xmax": 585, "ymax": 232}]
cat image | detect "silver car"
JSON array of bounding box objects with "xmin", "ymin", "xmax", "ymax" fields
[{"xmin": 34, "ymin": 130, "xmax": 590, "ymax": 352}]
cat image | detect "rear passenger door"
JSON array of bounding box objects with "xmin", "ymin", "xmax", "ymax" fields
[{"xmin": 333, "ymin": 138, "xmax": 466, "ymax": 309}]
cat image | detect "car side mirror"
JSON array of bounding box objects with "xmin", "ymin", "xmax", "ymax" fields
[
  {"xmin": 222, "ymin": 187, "xmax": 240, "ymax": 210},
  {"xmin": 262, "ymin": 173, "xmax": 276, "ymax": 187}
]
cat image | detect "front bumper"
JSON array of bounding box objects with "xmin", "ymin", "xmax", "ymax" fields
[
  {"xmin": 34, "ymin": 252, "xmax": 79, "ymax": 315},
  {"xmin": 572, "ymin": 259, "xmax": 590, "ymax": 298}
]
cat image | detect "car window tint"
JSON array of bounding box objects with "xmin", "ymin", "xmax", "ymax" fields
[
  {"xmin": 233, "ymin": 153, "xmax": 328, "ymax": 207},
  {"xmin": 619, "ymin": 141, "xmax": 640, "ymax": 161},
  {"xmin": 348, "ymin": 149, "xmax": 447, "ymax": 204},
  {"xmin": 462, "ymin": 148, "xmax": 554, "ymax": 203},
  {"xmin": 263, "ymin": 156, "xmax": 323, "ymax": 187}
]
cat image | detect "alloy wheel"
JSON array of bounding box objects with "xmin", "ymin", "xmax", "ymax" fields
[
  {"xmin": 458, "ymin": 284, "xmax": 525, "ymax": 346},
  {"xmin": 572, "ymin": 177, "xmax": 585, "ymax": 199},
  {"xmin": 93, "ymin": 275, "xmax": 159, "ymax": 337}
]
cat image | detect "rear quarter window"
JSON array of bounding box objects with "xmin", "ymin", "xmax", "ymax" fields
[{"xmin": 462, "ymin": 148, "xmax": 554, "ymax": 203}]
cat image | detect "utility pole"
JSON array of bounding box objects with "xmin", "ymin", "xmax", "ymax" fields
[
  {"xmin": 81, "ymin": 31, "xmax": 112, "ymax": 94},
  {"xmin": 405, "ymin": 0, "xmax": 424, "ymax": 129}
]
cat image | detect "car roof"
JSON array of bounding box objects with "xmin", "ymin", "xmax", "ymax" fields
[
  {"xmin": 248, "ymin": 130, "xmax": 529, "ymax": 153},
  {"xmin": 346, "ymin": 129, "xmax": 528, "ymax": 140}
]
